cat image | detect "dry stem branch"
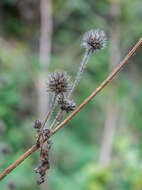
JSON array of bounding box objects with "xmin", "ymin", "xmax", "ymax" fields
[
  {"xmin": 40, "ymin": 94, "xmax": 57, "ymax": 131},
  {"xmin": 0, "ymin": 145, "xmax": 37, "ymax": 180},
  {"xmin": 0, "ymin": 38, "xmax": 142, "ymax": 181}
]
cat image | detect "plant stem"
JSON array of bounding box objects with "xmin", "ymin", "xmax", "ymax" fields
[
  {"xmin": 69, "ymin": 49, "xmax": 91, "ymax": 96},
  {"xmin": 0, "ymin": 38, "xmax": 141, "ymax": 181},
  {"xmin": 40, "ymin": 94, "xmax": 57, "ymax": 131},
  {"xmin": 0, "ymin": 145, "xmax": 38, "ymax": 180},
  {"xmin": 50, "ymin": 49, "xmax": 91, "ymax": 130},
  {"xmin": 50, "ymin": 110, "xmax": 63, "ymax": 130}
]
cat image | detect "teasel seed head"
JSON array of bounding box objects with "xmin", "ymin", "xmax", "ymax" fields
[
  {"xmin": 82, "ymin": 29, "xmax": 107, "ymax": 53},
  {"xmin": 60, "ymin": 98, "xmax": 76, "ymax": 113},
  {"xmin": 47, "ymin": 71, "xmax": 71, "ymax": 95}
]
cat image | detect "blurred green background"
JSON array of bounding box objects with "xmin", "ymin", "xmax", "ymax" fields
[{"xmin": 0, "ymin": 0, "xmax": 142, "ymax": 189}]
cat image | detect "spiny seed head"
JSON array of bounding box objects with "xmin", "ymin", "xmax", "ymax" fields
[
  {"xmin": 34, "ymin": 120, "xmax": 42, "ymax": 129},
  {"xmin": 82, "ymin": 29, "xmax": 107, "ymax": 53},
  {"xmin": 47, "ymin": 71, "xmax": 71, "ymax": 95},
  {"xmin": 60, "ymin": 98, "xmax": 76, "ymax": 113}
]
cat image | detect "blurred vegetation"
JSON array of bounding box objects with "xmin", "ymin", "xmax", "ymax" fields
[{"xmin": 0, "ymin": 0, "xmax": 142, "ymax": 189}]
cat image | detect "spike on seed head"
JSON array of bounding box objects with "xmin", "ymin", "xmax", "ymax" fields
[
  {"xmin": 47, "ymin": 71, "xmax": 71, "ymax": 95},
  {"xmin": 82, "ymin": 29, "xmax": 107, "ymax": 53},
  {"xmin": 60, "ymin": 98, "xmax": 76, "ymax": 113}
]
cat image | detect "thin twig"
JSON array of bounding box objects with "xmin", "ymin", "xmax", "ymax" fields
[
  {"xmin": 40, "ymin": 94, "xmax": 57, "ymax": 131},
  {"xmin": 0, "ymin": 145, "xmax": 38, "ymax": 180},
  {"xmin": 0, "ymin": 38, "xmax": 141, "ymax": 181},
  {"xmin": 50, "ymin": 110, "xmax": 63, "ymax": 130},
  {"xmin": 69, "ymin": 49, "xmax": 91, "ymax": 96}
]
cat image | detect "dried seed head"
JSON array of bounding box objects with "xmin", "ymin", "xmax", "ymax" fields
[
  {"xmin": 35, "ymin": 144, "xmax": 51, "ymax": 185},
  {"xmin": 34, "ymin": 120, "xmax": 42, "ymax": 129},
  {"xmin": 43, "ymin": 129, "xmax": 52, "ymax": 140},
  {"xmin": 47, "ymin": 71, "xmax": 71, "ymax": 95},
  {"xmin": 82, "ymin": 29, "xmax": 107, "ymax": 53},
  {"xmin": 60, "ymin": 98, "xmax": 76, "ymax": 113},
  {"xmin": 40, "ymin": 144, "xmax": 50, "ymax": 161}
]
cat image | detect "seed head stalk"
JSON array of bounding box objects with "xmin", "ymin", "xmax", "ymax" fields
[
  {"xmin": 49, "ymin": 50, "xmax": 91, "ymax": 131},
  {"xmin": 69, "ymin": 49, "xmax": 91, "ymax": 97},
  {"xmin": 50, "ymin": 29, "xmax": 107, "ymax": 130},
  {"xmin": 50, "ymin": 110, "xmax": 63, "ymax": 130},
  {"xmin": 40, "ymin": 94, "xmax": 57, "ymax": 131}
]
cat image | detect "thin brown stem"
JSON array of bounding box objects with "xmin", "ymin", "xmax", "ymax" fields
[
  {"xmin": 50, "ymin": 110, "xmax": 63, "ymax": 130},
  {"xmin": 49, "ymin": 117, "xmax": 57, "ymax": 130},
  {"xmin": 40, "ymin": 94, "xmax": 57, "ymax": 131},
  {"xmin": 0, "ymin": 38, "xmax": 141, "ymax": 181},
  {"xmin": 56, "ymin": 111, "xmax": 64, "ymax": 125},
  {"xmin": 0, "ymin": 145, "xmax": 38, "ymax": 180}
]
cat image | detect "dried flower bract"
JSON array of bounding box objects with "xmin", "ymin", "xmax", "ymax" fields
[
  {"xmin": 34, "ymin": 120, "xmax": 42, "ymax": 129},
  {"xmin": 47, "ymin": 71, "xmax": 71, "ymax": 95},
  {"xmin": 82, "ymin": 29, "xmax": 106, "ymax": 52},
  {"xmin": 59, "ymin": 98, "xmax": 76, "ymax": 113},
  {"xmin": 34, "ymin": 142, "xmax": 51, "ymax": 185}
]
